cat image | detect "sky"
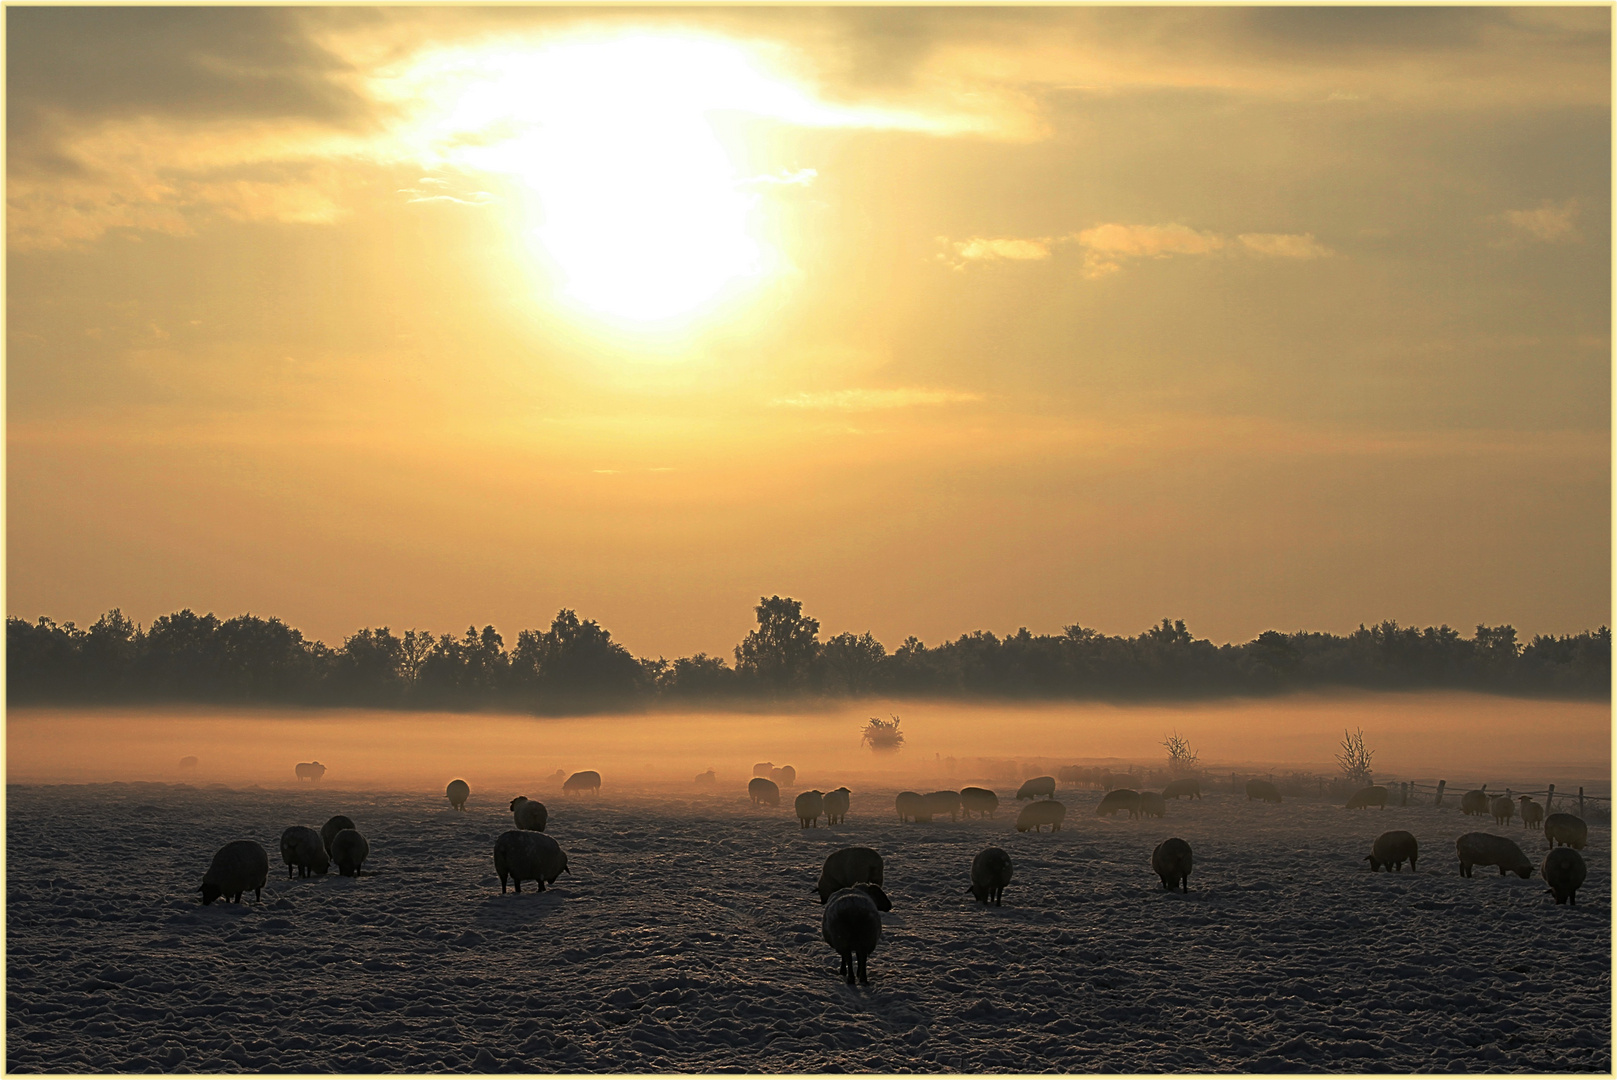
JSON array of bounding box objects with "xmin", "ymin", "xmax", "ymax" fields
[{"xmin": 6, "ymin": 6, "xmax": 1611, "ymax": 660}]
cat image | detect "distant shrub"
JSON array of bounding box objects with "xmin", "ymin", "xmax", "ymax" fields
[{"xmin": 862, "ymin": 715, "xmax": 904, "ymax": 752}]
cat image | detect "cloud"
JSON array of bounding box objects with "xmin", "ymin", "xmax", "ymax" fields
[
  {"xmin": 1501, "ymin": 198, "xmax": 1579, "ymax": 242},
  {"xmin": 770, "ymin": 388, "xmax": 985, "ymax": 410},
  {"xmin": 1237, "ymin": 232, "xmax": 1334, "ymax": 259},
  {"xmin": 937, "ymin": 235, "xmax": 1053, "ymax": 270},
  {"xmin": 738, "ymin": 167, "xmax": 819, "ymax": 188},
  {"xmin": 1073, "ymin": 222, "xmax": 1224, "ymax": 278}
]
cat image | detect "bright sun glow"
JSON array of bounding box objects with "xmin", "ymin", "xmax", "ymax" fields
[{"xmin": 386, "ymin": 33, "xmax": 914, "ymax": 325}]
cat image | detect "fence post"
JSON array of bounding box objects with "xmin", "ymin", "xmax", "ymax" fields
[
  {"xmin": 1546, "ymin": 784, "xmax": 1555, "ymax": 811},
  {"xmin": 1401, "ymin": 782, "xmax": 1409, "ymax": 806},
  {"xmin": 1579, "ymin": 787, "xmax": 1585, "ymax": 817},
  {"xmin": 1434, "ymin": 780, "xmax": 1446, "ymax": 807}
]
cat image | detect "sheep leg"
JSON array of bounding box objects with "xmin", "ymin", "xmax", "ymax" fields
[
  {"xmin": 856, "ymin": 953, "xmax": 869, "ymax": 985},
  {"xmin": 840, "ymin": 952, "xmax": 854, "ymax": 984}
]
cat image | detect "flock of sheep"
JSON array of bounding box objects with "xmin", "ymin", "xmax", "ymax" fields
[{"xmin": 195, "ymin": 764, "xmax": 1596, "ymax": 986}]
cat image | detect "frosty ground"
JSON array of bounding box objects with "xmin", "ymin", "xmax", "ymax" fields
[{"xmin": 6, "ymin": 781, "xmax": 1609, "ymax": 1072}]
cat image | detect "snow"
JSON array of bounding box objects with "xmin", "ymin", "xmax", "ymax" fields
[{"xmin": 6, "ymin": 780, "xmax": 1609, "ymax": 1072}]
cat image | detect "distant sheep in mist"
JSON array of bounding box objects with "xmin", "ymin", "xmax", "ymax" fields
[
  {"xmin": 1162, "ymin": 778, "xmax": 1201, "ymax": 800},
  {"xmin": 446, "ymin": 779, "xmax": 470, "ymax": 810},
  {"xmin": 968, "ymin": 847, "xmax": 1013, "ymax": 906},
  {"xmin": 771, "ymin": 765, "xmax": 797, "ymax": 787},
  {"xmin": 1365, "ymin": 830, "xmax": 1419, "ymax": 872},
  {"xmin": 1460, "ymin": 787, "xmax": 1490, "ymax": 816},
  {"xmin": 295, "ymin": 761, "xmax": 326, "ymax": 782},
  {"xmin": 1544, "ymin": 813, "xmax": 1588, "ymax": 850},
  {"xmin": 823, "ymin": 787, "xmax": 851, "ymax": 825},
  {"xmin": 179, "ymin": 756, "xmax": 199, "ymax": 772},
  {"xmin": 822, "ymin": 884, "xmax": 887, "ymax": 985},
  {"xmin": 494, "ymin": 830, "xmax": 569, "ymax": 893},
  {"xmin": 199, "ymin": 840, "xmax": 270, "ymax": 905},
  {"xmin": 563, "ymin": 771, "xmax": 601, "ymax": 795},
  {"xmin": 1245, "ymin": 779, "xmax": 1282, "ymax": 804},
  {"xmin": 1016, "ymin": 800, "xmax": 1066, "ymax": 833},
  {"xmin": 1490, "ymin": 795, "xmax": 1515, "ymax": 826},
  {"xmin": 1346, "ymin": 786, "xmax": 1388, "ymax": 810},
  {"xmin": 895, "ymin": 791, "xmax": 931, "ymax": 823},
  {"xmin": 509, "ymin": 796, "xmax": 548, "ymax": 832},
  {"xmin": 1542, "ymin": 847, "xmax": 1587, "ymax": 905},
  {"xmin": 1096, "ymin": 789, "xmax": 1141, "ymax": 819},
  {"xmin": 796, "ymin": 790, "xmax": 825, "ymax": 828},
  {"xmin": 1016, "ymin": 776, "xmax": 1056, "ymax": 801},
  {"xmin": 330, "ymin": 829, "xmax": 369, "ymax": 877},
  {"xmin": 1517, "ymin": 796, "xmax": 1544, "ymax": 830},
  {"xmin": 279, "ymin": 826, "xmax": 329, "ymax": 879},
  {"xmin": 925, "ymin": 791, "xmax": 962, "ymax": 822},
  {"xmin": 748, "ymin": 777, "xmax": 781, "ymax": 807},
  {"xmin": 1152, "ymin": 837, "xmax": 1193, "ymax": 892},
  {"xmin": 816, "ymin": 847, "xmax": 888, "ymax": 906},
  {"xmin": 960, "ymin": 787, "xmax": 999, "ymax": 818},
  {"xmin": 321, "ymin": 816, "xmax": 356, "ymax": 856},
  {"xmin": 753, "ymin": 762, "xmax": 775, "ymax": 778},
  {"xmin": 1456, "ymin": 832, "xmax": 1533, "ymax": 879},
  {"xmin": 1138, "ymin": 792, "xmax": 1166, "ymax": 819},
  {"xmin": 695, "ymin": 769, "xmax": 718, "ymax": 788}
]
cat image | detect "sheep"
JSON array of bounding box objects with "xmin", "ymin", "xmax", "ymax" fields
[
  {"xmin": 1015, "ymin": 800, "xmax": 1066, "ymax": 833},
  {"xmin": 1517, "ymin": 796, "xmax": 1544, "ymax": 830},
  {"xmin": 1151, "ymin": 837, "xmax": 1193, "ymax": 892},
  {"xmin": 1544, "ymin": 813, "xmax": 1588, "ymax": 850},
  {"xmin": 321, "ymin": 816, "xmax": 356, "ymax": 856},
  {"xmin": 1365, "ymin": 830, "xmax": 1419, "ymax": 872},
  {"xmin": 895, "ymin": 791, "xmax": 931, "ymax": 823},
  {"xmin": 1490, "ymin": 795, "xmax": 1515, "ymax": 826},
  {"xmin": 493, "ymin": 830, "xmax": 569, "ymax": 893},
  {"xmin": 179, "ymin": 755, "xmax": 199, "ymax": 771},
  {"xmin": 1346, "ymin": 786, "xmax": 1388, "ymax": 810},
  {"xmin": 1138, "ymin": 792, "xmax": 1166, "ymax": 819},
  {"xmin": 199, "ymin": 840, "xmax": 270, "ymax": 904},
  {"xmin": 796, "ymin": 790, "xmax": 825, "ymax": 828},
  {"xmin": 695, "ymin": 769, "xmax": 717, "ymax": 787},
  {"xmin": 771, "ymin": 765, "xmax": 797, "ymax": 787},
  {"xmin": 823, "ymin": 787, "xmax": 851, "ymax": 825},
  {"xmin": 295, "ymin": 761, "xmax": 326, "ymax": 782},
  {"xmin": 822, "ymin": 884, "xmax": 886, "ymax": 985},
  {"xmin": 960, "ymin": 787, "xmax": 999, "ymax": 818},
  {"xmin": 1016, "ymin": 776, "xmax": 1056, "ymax": 801},
  {"xmin": 924, "ymin": 790, "xmax": 962, "ymax": 822},
  {"xmin": 753, "ymin": 762, "xmax": 775, "ymax": 778},
  {"xmin": 1162, "ymin": 778, "xmax": 1202, "ymax": 800},
  {"xmin": 330, "ymin": 829, "xmax": 369, "ymax": 877},
  {"xmin": 279, "ymin": 826, "xmax": 330, "ymax": 879},
  {"xmin": 748, "ymin": 777, "xmax": 781, "ymax": 807},
  {"xmin": 816, "ymin": 846, "xmax": 887, "ymax": 906},
  {"xmin": 1456, "ymin": 832, "xmax": 1533, "ymax": 879},
  {"xmin": 968, "ymin": 847, "xmax": 1013, "ymax": 905},
  {"xmin": 1459, "ymin": 787, "xmax": 1490, "ymax": 816},
  {"xmin": 1245, "ymin": 779, "xmax": 1282, "ymax": 803},
  {"xmin": 1096, "ymin": 789, "xmax": 1142, "ymax": 819},
  {"xmin": 509, "ymin": 796, "xmax": 548, "ymax": 832},
  {"xmin": 446, "ymin": 779, "xmax": 470, "ymax": 810},
  {"xmin": 1056, "ymin": 766, "xmax": 1083, "ymax": 785},
  {"xmin": 563, "ymin": 770, "xmax": 601, "ymax": 795},
  {"xmin": 1541, "ymin": 847, "xmax": 1587, "ymax": 905}
]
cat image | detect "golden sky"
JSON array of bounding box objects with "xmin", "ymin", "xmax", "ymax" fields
[{"xmin": 6, "ymin": 6, "xmax": 1611, "ymax": 657}]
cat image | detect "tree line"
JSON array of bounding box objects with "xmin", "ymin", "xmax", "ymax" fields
[{"xmin": 6, "ymin": 596, "xmax": 1609, "ymax": 711}]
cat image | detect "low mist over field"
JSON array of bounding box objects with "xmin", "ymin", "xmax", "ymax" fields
[{"xmin": 9, "ymin": 692, "xmax": 1607, "ymax": 792}]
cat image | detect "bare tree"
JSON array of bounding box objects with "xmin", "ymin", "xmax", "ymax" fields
[
  {"xmin": 1162, "ymin": 731, "xmax": 1200, "ymax": 774},
  {"xmin": 1336, "ymin": 727, "xmax": 1375, "ymax": 786}
]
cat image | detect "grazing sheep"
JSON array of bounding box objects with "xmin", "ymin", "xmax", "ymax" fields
[
  {"xmin": 822, "ymin": 884, "xmax": 886, "ymax": 985},
  {"xmin": 816, "ymin": 846, "xmax": 887, "ymax": 905},
  {"xmin": 1544, "ymin": 813, "xmax": 1588, "ymax": 851},
  {"xmin": 1138, "ymin": 792, "xmax": 1166, "ymax": 819},
  {"xmin": 1151, "ymin": 837, "xmax": 1193, "ymax": 892},
  {"xmin": 968, "ymin": 847, "xmax": 1013, "ymax": 905},
  {"xmin": 1459, "ymin": 787, "xmax": 1490, "ymax": 816},
  {"xmin": 1490, "ymin": 795, "xmax": 1516, "ymax": 826},
  {"xmin": 179, "ymin": 756, "xmax": 199, "ymax": 771},
  {"xmin": 1162, "ymin": 778, "xmax": 1202, "ymax": 800},
  {"xmin": 960, "ymin": 787, "xmax": 1000, "ymax": 818},
  {"xmin": 295, "ymin": 761, "xmax": 326, "ymax": 782},
  {"xmin": 493, "ymin": 830, "xmax": 569, "ymax": 893},
  {"xmin": 895, "ymin": 791, "xmax": 931, "ymax": 823},
  {"xmin": 446, "ymin": 779, "xmax": 470, "ymax": 810},
  {"xmin": 1456, "ymin": 832, "xmax": 1533, "ymax": 879},
  {"xmin": 796, "ymin": 790, "xmax": 826, "ymax": 828},
  {"xmin": 320, "ymin": 816, "xmax": 356, "ymax": 856},
  {"xmin": 823, "ymin": 787, "xmax": 851, "ymax": 825},
  {"xmin": 1346, "ymin": 786, "xmax": 1388, "ymax": 810},
  {"xmin": 1056, "ymin": 766, "xmax": 1083, "ymax": 785},
  {"xmin": 1517, "ymin": 796, "xmax": 1544, "ymax": 830},
  {"xmin": 1365, "ymin": 830, "xmax": 1419, "ymax": 872},
  {"xmin": 753, "ymin": 762, "xmax": 775, "ymax": 778},
  {"xmin": 748, "ymin": 777, "xmax": 781, "ymax": 807},
  {"xmin": 330, "ymin": 829, "xmax": 369, "ymax": 877},
  {"xmin": 1016, "ymin": 776, "xmax": 1057, "ymax": 801},
  {"xmin": 1096, "ymin": 789, "xmax": 1142, "ymax": 819},
  {"xmin": 1015, "ymin": 800, "xmax": 1066, "ymax": 833},
  {"xmin": 1245, "ymin": 779, "xmax": 1282, "ymax": 804},
  {"xmin": 1542, "ymin": 847, "xmax": 1587, "ymax": 905},
  {"xmin": 509, "ymin": 796, "xmax": 548, "ymax": 832},
  {"xmin": 695, "ymin": 769, "xmax": 717, "ymax": 787},
  {"xmin": 563, "ymin": 770, "xmax": 601, "ymax": 795},
  {"xmin": 280, "ymin": 826, "xmax": 330, "ymax": 878},
  {"xmin": 771, "ymin": 765, "xmax": 797, "ymax": 787},
  {"xmin": 924, "ymin": 790, "xmax": 962, "ymax": 822},
  {"xmin": 199, "ymin": 840, "xmax": 270, "ymax": 905}
]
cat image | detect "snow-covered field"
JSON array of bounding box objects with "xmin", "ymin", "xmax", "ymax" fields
[{"xmin": 6, "ymin": 778, "xmax": 1609, "ymax": 1073}]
